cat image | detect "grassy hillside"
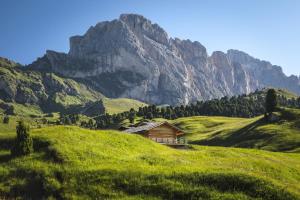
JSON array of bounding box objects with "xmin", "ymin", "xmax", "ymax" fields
[
  {"xmin": 172, "ymin": 108, "xmax": 300, "ymax": 152},
  {"xmin": 102, "ymin": 98, "xmax": 147, "ymax": 114},
  {"xmin": 0, "ymin": 96, "xmax": 147, "ymax": 117},
  {"xmin": 0, "ymin": 60, "xmax": 104, "ymax": 115},
  {"xmin": 0, "ymin": 57, "xmax": 20, "ymax": 68},
  {"xmin": 252, "ymin": 88, "xmax": 299, "ymax": 99},
  {"xmin": 275, "ymin": 88, "xmax": 299, "ymax": 99},
  {"xmin": 0, "ymin": 119, "xmax": 300, "ymax": 199},
  {"xmin": 0, "ymin": 99, "xmax": 44, "ymax": 117}
]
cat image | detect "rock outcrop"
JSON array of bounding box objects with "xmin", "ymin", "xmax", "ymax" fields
[{"xmin": 29, "ymin": 14, "xmax": 300, "ymax": 105}]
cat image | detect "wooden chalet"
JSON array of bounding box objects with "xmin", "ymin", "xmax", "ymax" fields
[{"xmin": 123, "ymin": 121, "xmax": 187, "ymax": 146}]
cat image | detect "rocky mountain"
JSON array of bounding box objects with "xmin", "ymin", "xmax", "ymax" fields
[
  {"xmin": 0, "ymin": 57, "xmax": 147, "ymax": 116},
  {"xmin": 0, "ymin": 57, "xmax": 105, "ymax": 115},
  {"xmin": 15, "ymin": 14, "xmax": 300, "ymax": 105}
]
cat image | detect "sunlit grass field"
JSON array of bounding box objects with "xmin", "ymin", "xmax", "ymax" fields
[
  {"xmin": 0, "ymin": 116, "xmax": 300, "ymax": 199},
  {"xmin": 171, "ymin": 108, "xmax": 300, "ymax": 152},
  {"xmin": 102, "ymin": 98, "xmax": 147, "ymax": 114}
]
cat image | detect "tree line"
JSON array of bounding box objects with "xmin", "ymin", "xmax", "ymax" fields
[
  {"xmin": 89, "ymin": 90, "xmax": 299, "ymax": 128},
  {"xmin": 47, "ymin": 89, "xmax": 300, "ymax": 129}
]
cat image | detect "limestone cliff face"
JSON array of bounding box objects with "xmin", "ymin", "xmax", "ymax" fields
[{"xmin": 29, "ymin": 14, "xmax": 300, "ymax": 105}]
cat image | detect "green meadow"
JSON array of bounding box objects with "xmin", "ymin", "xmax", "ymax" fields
[
  {"xmin": 172, "ymin": 108, "xmax": 300, "ymax": 153},
  {"xmin": 102, "ymin": 98, "xmax": 147, "ymax": 114},
  {"xmin": 0, "ymin": 112, "xmax": 300, "ymax": 199}
]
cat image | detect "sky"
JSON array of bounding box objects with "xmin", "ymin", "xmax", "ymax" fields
[{"xmin": 0, "ymin": 0, "xmax": 299, "ymax": 76}]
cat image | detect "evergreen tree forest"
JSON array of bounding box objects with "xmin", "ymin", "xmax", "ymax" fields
[{"xmin": 58, "ymin": 90, "xmax": 300, "ymax": 129}]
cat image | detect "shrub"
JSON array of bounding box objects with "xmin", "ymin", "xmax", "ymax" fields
[
  {"xmin": 11, "ymin": 121, "xmax": 33, "ymax": 156},
  {"xmin": 3, "ymin": 115, "xmax": 9, "ymax": 124}
]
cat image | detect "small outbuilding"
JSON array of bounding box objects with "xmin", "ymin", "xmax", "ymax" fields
[{"xmin": 123, "ymin": 121, "xmax": 186, "ymax": 145}]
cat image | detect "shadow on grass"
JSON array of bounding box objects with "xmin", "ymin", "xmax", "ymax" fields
[
  {"xmin": 0, "ymin": 153, "xmax": 12, "ymax": 163},
  {"xmin": 33, "ymin": 138, "xmax": 64, "ymax": 163},
  {"xmin": 0, "ymin": 167, "xmax": 296, "ymax": 199},
  {"xmin": 70, "ymin": 169, "xmax": 296, "ymax": 200},
  {"xmin": 192, "ymin": 118, "xmax": 271, "ymax": 148},
  {"xmin": 0, "ymin": 137, "xmax": 14, "ymax": 163},
  {"xmin": 7, "ymin": 169, "xmax": 45, "ymax": 199},
  {"xmin": 0, "ymin": 139, "xmax": 64, "ymax": 199},
  {"xmin": 0, "ymin": 168, "xmax": 64, "ymax": 199},
  {"xmin": 0, "ymin": 137, "xmax": 14, "ymax": 150},
  {"xmin": 0, "ymin": 136, "xmax": 63, "ymax": 164}
]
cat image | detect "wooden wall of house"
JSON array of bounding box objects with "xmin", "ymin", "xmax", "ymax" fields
[{"xmin": 147, "ymin": 124, "xmax": 177, "ymax": 139}]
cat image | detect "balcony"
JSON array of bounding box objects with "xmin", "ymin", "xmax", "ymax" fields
[{"xmin": 151, "ymin": 137, "xmax": 188, "ymax": 146}]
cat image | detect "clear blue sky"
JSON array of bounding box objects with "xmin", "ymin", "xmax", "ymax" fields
[{"xmin": 0, "ymin": 0, "xmax": 299, "ymax": 76}]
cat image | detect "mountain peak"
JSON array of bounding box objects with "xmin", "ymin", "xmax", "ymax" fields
[
  {"xmin": 119, "ymin": 13, "xmax": 150, "ymax": 23},
  {"xmin": 119, "ymin": 13, "xmax": 169, "ymax": 45},
  {"xmin": 28, "ymin": 13, "xmax": 300, "ymax": 105}
]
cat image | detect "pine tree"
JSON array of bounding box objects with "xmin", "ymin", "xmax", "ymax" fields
[
  {"xmin": 3, "ymin": 115, "xmax": 9, "ymax": 124},
  {"xmin": 11, "ymin": 121, "xmax": 33, "ymax": 156},
  {"xmin": 146, "ymin": 112, "xmax": 153, "ymax": 119},
  {"xmin": 88, "ymin": 119, "xmax": 94, "ymax": 128},
  {"xmin": 128, "ymin": 108, "xmax": 136, "ymax": 124},
  {"xmin": 66, "ymin": 117, "xmax": 72, "ymax": 125},
  {"xmin": 265, "ymin": 89, "xmax": 277, "ymax": 116},
  {"xmin": 81, "ymin": 121, "xmax": 87, "ymax": 127},
  {"xmin": 96, "ymin": 120, "xmax": 106, "ymax": 129}
]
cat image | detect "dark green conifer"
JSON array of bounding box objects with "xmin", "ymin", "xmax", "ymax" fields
[
  {"xmin": 265, "ymin": 89, "xmax": 277, "ymax": 116},
  {"xmin": 11, "ymin": 121, "xmax": 33, "ymax": 156},
  {"xmin": 3, "ymin": 115, "xmax": 9, "ymax": 124}
]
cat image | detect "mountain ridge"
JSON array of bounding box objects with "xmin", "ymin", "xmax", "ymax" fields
[{"xmin": 13, "ymin": 14, "xmax": 300, "ymax": 105}]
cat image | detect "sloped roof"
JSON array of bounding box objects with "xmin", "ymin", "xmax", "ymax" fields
[{"xmin": 124, "ymin": 121, "xmax": 184, "ymax": 134}]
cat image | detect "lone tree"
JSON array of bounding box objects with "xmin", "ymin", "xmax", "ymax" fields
[
  {"xmin": 128, "ymin": 108, "xmax": 136, "ymax": 124},
  {"xmin": 265, "ymin": 89, "xmax": 277, "ymax": 117},
  {"xmin": 3, "ymin": 115, "xmax": 9, "ymax": 124},
  {"xmin": 11, "ymin": 121, "xmax": 33, "ymax": 156}
]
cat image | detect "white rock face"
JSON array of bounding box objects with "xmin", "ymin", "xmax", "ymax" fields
[{"xmin": 30, "ymin": 14, "xmax": 300, "ymax": 105}]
